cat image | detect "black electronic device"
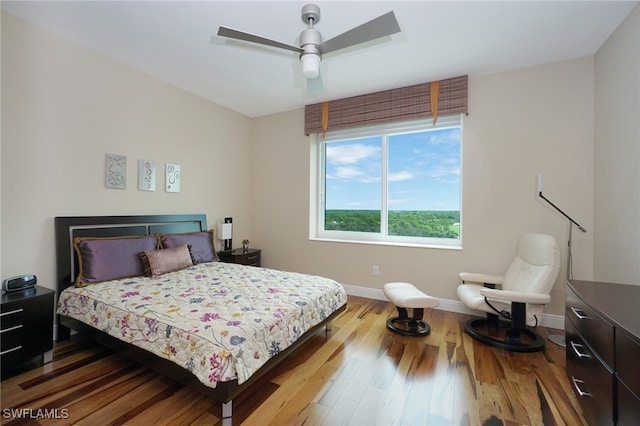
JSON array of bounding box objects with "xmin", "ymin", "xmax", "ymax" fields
[{"xmin": 2, "ymin": 274, "xmax": 37, "ymax": 292}]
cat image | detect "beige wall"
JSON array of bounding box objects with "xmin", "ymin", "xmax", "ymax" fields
[
  {"xmin": 251, "ymin": 57, "xmax": 595, "ymax": 316},
  {"xmin": 1, "ymin": 13, "xmax": 253, "ymax": 284},
  {"xmin": 3, "ymin": 8, "xmax": 614, "ymax": 319},
  {"xmin": 594, "ymin": 4, "xmax": 640, "ymax": 285}
]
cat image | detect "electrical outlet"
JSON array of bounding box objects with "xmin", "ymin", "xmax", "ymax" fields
[{"xmin": 372, "ymin": 265, "xmax": 379, "ymax": 276}]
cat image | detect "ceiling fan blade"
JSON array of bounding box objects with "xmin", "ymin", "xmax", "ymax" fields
[
  {"xmin": 217, "ymin": 26, "xmax": 302, "ymax": 54},
  {"xmin": 320, "ymin": 11, "xmax": 400, "ymax": 55}
]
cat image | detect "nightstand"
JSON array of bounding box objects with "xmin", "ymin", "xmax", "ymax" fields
[
  {"xmin": 218, "ymin": 248, "xmax": 261, "ymax": 266},
  {"xmin": 1, "ymin": 285, "xmax": 54, "ymax": 378}
]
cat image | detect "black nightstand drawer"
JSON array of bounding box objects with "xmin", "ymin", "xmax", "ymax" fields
[
  {"xmin": 1, "ymin": 325, "xmax": 24, "ymax": 352},
  {"xmin": 1, "ymin": 286, "xmax": 54, "ymax": 376},
  {"xmin": 0, "ymin": 306, "xmax": 25, "ymax": 329},
  {"xmin": 238, "ymin": 252, "xmax": 260, "ymax": 266},
  {"xmin": 218, "ymin": 249, "xmax": 261, "ymax": 267}
]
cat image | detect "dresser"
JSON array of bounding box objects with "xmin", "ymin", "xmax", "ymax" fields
[
  {"xmin": 1, "ymin": 286, "xmax": 54, "ymax": 377},
  {"xmin": 565, "ymin": 280, "xmax": 640, "ymax": 425}
]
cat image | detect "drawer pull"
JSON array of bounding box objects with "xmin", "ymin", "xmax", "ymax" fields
[
  {"xmin": 247, "ymin": 255, "xmax": 257, "ymax": 260},
  {"xmin": 0, "ymin": 324, "xmax": 23, "ymax": 334},
  {"xmin": 570, "ymin": 307, "xmax": 591, "ymax": 320},
  {"xmin": 0, "ymin": 308, "xmax": 24, "ymax": 317},
  {"xmin": 0, "ymin": 345, "xmax": 23, "ymax": 356},
  {"xmin": 571, "ymin": 377, "xmax": 592, "ymax": 397},
  {"xmin": 570, "ymin": 341, "xmax": 592, "ymax": 359}
]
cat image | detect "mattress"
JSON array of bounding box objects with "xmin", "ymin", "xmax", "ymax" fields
[{"xmin": 57, "ymin": 261, "xmax": 347, "ymax": 388}]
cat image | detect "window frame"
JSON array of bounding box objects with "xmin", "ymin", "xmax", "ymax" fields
[{"xmin": 309, "ymin": 115, "xmax": 463, "ymax": 249}]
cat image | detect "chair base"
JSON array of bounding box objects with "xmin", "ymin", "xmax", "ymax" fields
[
  {"xmin": 386, "ymin": 307, "xmax": 431, "ymax": 336},
  {"xmin": 463, "ymin": 317, "xmax": 545, "ymax": 352}
]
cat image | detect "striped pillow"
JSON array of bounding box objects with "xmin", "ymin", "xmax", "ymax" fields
[{"xmin": 140, "ymin": 244, "xmax": 194, "ymax": 276}]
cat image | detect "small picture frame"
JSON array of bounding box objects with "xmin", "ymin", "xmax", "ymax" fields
[
  {"xmin": 138, "ymin": 159, "xmax": 156, "ymax": 191},
  {"xmin": 105, "ymin": 153, "xmax": 126, "ymax": 189},
  {"xmin": 166, "ymin": 163, "xmax": 181, "ymax": 193}
]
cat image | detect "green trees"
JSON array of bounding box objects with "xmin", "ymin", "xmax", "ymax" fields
[
  {"xmin": 325, "ymin": 210, "xmax": 380, "ymax": 232},
  {"xmin": 325, "ymin": 210, "xmax": 460, "ymax": 238}
]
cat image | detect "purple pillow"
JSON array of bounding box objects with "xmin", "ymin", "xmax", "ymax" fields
[
  {"xmin": 73, "ymin": 236, "xmax": 158, "ymax": 286},
  {"xmin": 159, "ymin": 230, "xmax": 217, "ymax": 263}
]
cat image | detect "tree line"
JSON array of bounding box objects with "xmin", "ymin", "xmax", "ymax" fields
[{"xmin": 325, "ymin": 210, "xmax": 460, "ymax": 238}]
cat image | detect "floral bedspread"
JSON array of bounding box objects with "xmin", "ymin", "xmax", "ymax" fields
[{"xmin": 57, "ymin": 262, "xmax": 347, "ymax": 388}]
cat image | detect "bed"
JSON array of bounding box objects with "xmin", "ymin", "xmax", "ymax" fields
[{"xmin": 54, "ymin": 214, "xmax": 347, "ymax": 425}]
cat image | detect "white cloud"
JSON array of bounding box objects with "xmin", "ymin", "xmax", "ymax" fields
[
  {"xmin": 328, "ymin": 166, "xmax": 379, "ymax": 183},
  {"xmin": 388, "ymin": 170, "xmax": 414, "ymax": 182},
  {"xmin": 326, "ymin": 143, "xmax": 380, "ymax": 165},
  {"xmin": 432, "ymin": 165, "xmax": 460, "ymax": 178}
]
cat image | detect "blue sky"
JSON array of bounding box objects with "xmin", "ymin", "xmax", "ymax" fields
[{"xmin": 325, "ymin": 127, "xmax": 461, "ymax": 211}]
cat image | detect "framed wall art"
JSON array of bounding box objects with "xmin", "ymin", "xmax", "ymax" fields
[
  {"xmin": 105, "ymin": 153, "xmax": 126, "ymax": 189},
  {"xmin": 166, "ymin": 163, "xmax": 181, "ymax": 193},
  {"xmin": 138, "ymin": 159, "xmax": 156, "ymax": 191}
]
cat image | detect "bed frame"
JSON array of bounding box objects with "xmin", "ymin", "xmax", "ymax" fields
[{"xmin": 54, "ymin": 214, "xmax": 346, "ymax": 425}]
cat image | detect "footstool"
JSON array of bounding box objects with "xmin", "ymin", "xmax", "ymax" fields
[{"xmin": 383, "ymin": 282, "xmax": 439, "ymax": 336}]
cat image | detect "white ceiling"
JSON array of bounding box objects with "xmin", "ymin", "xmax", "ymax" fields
[{"xmin": 2, "ymin": 1, "xmax": 637, "ymax": 118}]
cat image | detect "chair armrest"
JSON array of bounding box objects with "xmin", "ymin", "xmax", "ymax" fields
[
  {"xmin": 459, "ymin": 272, "xmax": 503, "ymax": 285},
  {"xmin": 480, "ymin": 288, "xmax": 551, "ymax": 304}
]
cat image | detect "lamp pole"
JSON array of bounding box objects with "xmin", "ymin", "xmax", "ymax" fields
[{"xmin": 537, "ymin": 173, "xmax": 587, "ymax": 347}]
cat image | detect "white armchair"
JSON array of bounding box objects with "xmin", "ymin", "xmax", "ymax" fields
[{"xmin": 457, "ymin": 233, "xmax": 560, "ymax": 352}]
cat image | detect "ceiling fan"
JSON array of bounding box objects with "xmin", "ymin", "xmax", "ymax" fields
[{"xmin": 217, "ymin": 4, "xmax": 400, "ymax": 87}]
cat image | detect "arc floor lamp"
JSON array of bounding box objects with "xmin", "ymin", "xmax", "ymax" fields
[{"xmin": 537, "ymin": 172, "xmax": 587, "ymax": 347}]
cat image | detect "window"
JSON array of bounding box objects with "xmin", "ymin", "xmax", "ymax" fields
[{"xmin": 310, "ymin": 115, "xmax": 463, "ymax": 248}]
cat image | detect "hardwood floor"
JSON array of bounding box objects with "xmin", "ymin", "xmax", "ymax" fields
[{"xmin": 1, "ymin": 295, "xmax": 586, "ymax": 425}]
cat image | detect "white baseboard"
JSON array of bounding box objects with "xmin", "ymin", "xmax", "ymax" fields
[{"xmin": 342, "ymin": 283, "xmax": 564, "ymax": 331}]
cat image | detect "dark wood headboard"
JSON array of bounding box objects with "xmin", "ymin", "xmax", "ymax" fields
[{"xmin": 54, "ymin": 214, "xmax": 207, "ymax": 294}]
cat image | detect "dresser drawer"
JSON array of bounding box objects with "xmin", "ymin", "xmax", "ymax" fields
[
  {"xmin": 566, "ymin": 285, "xmax": 614, "ymax": 367},
  {"xmin": 565, "ymin": 320, "xmax": 614, "ymax": 426},
  {"xmin": 616, "ymin": 328, "xmax": 640, "ymax": 397},
  {"xmin": 617, "ymin": 379, "xmax": 640, "ymax": 426}
]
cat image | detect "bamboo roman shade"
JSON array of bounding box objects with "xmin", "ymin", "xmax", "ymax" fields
[{"xmin": 305, "ymin": 75, "xmax": 468, "ymax": 135}]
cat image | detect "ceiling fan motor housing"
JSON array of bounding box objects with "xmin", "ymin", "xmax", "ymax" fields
[
  {"xmin": 300, "ymin": 28, "xmax": 322, "ymax": 52},
  {"xmin": 299, "ymin": 27, "xmax": 322, "ymax": 79}
]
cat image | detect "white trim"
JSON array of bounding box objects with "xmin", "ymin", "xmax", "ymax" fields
[{"xmin": 342, "ymin": 283, "xmax": 564, "ymax": 331}]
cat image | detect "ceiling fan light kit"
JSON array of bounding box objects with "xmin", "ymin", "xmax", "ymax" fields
[
  {"xmin": 217, "ymin": 3, "xmax": 400, "ymax": 86},
  {"xmin": 301, "ymin": 53, "xmax": 321, "ymax": 79}
]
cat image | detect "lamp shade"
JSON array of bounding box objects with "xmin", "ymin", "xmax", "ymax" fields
[{"xmin": 217, "ymin": 223, "xmax": 233, "ymax": 240}]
